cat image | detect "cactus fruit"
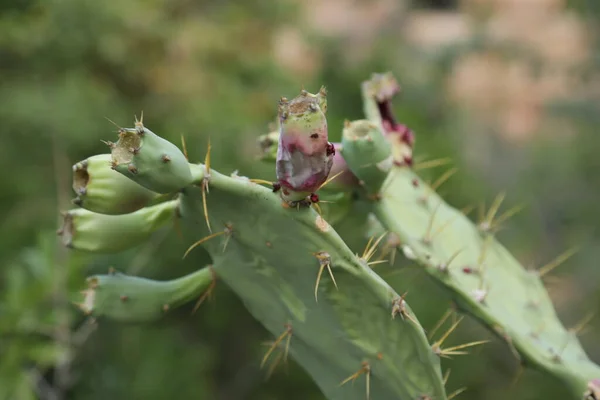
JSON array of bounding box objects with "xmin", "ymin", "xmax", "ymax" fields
[
  {"xmin": 108, "ymin": 115, "xmax": 193, "ymax": 193},
  {"xmin": 343, "ymin": 72, "xmax": 600, "ymax": 399},
  {"xmin": 71, "ymin": 154, "xmax": 158, "ymax": 214},
  {"xmin": 275, "ymin": 87, "xmax": 336, "ymax": 205}
]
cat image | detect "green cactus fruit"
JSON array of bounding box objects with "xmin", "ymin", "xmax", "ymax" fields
[
  {"xmin": 77, "ymin": 267, "xmax": 214, "ymax": 322},
  {"xmin": 340, "ymin": 120, "xmax": 393, "ymax": 196},
  {"xmin": 109, "ymin": 117, "xmax": 193, "ymax": 194},
  {"xmin": 57, "ymin": 199, "xmax": 178, "ymax": 253},
  {"xmin": 71, "ymin": 154, "xmax": 158, "ymax": 215},
  {"xmin": 176, "ymin": 166, "xmax": 448, "ymax": 400},
  {"xmin": 276, "ymin": 87, "xmax": 335, "ymax": 204}
]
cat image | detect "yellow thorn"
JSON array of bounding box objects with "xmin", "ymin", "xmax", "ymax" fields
[
  {"xmin": 183, "ymin": 230, "xmax": 227, "ymax": 259},
  {"xmin": 362, "ymin": 232, "xmax": 388, "ymax": 263},
  {"xmin": 249, "ymin": 179, "xmax": 274, "ymax": 186},
  {"xmin": 491, "ymin": 204, "xmax": 525, "ymax": 228},
  {"xmin": 570, "ymin": 311, "xmax": 595, "ymax": 336},
  {"xmin": 202, "ymin": 138, "xmax": 212, "ymax": 233},
  {"xmin": 413, "ymin": 157, "xmax": 453, "ymax": 171},
  {"xmin": 538, "ymin": 245, "xmax": 581, "ymax": 277},
  {"xmin": 312, "ymin": 202, "xmax": 323, "ymax": 217},
  {"xmin": 431, "ymin": 167, "xmax": 458, "ymax": 192},
  {"xmin": 439, "ymin": 340, "xmax": 490, "ymax": 357},
  {"xmin": 510, "ymin": 364, "xmax": 524, "ymax": 389},
  {"xmin": 447, "ymin": 387, "xmax": 467, "ymax": 400},
  {"xmin": 180, "ymin": 134, "xmax": 188, "ymax": 160},
  {"xmin": 484, "ymin": 192, "xmax": 506, "ymax": 226},
  {"xmin": 423, "ymin": 202, "xmax": 442, "ymax": 243},
  {"xmin": 428, "ymin": 309, "xmax": 454, "ymax": 341},
  {"xmin": 443, "ymin": 368, "xmax": 451, "ymax": 385},
  {"xmin": 313, "ymin": 252, "xmax": 337, "ymax": 302},
  {"xmin": 104, "ymin": 116, "xmax": 122, "ymax": 131},
  {"xmin": 339, "ymin": 361, "xmax": 371, "ymax": 400},
  {"xmin": 261, "ymin": 324, "xmax": 293, "ymax": 369},
  {"xmin": 432, "ymin": 316, "xmax": 464, "ymax": 350},
  {"xmin": 318, "ymin": 170, "xmax": 346, "ymax": 191},
  {"xmin": 191, "ymin": 267, "xmax": 217, "ymax": 314},
  {"xmin": 265, "ymin": 351, "xmax": 283, "ymax": 380}
]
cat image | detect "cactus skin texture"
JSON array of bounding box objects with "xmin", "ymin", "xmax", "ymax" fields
[
  {"xmin": 344, "ymin": 73, "xmax": 600, "ymax": 400},
  {"xmin": 72, "ymin": 154, "xmax": 158, "ymax": 214},
  {"xmin": 275, "ymin": 87, "xmax": 335, "ymax": 204},
  {"xmin": 64, "ymin": 115, "xmax": 449, "ymax": 399}
]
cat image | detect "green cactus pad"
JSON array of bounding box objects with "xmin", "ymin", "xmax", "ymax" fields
[
  {"xmin": 72, "ymin": 154, "xmax": 158, "ymax": 215},
  {"xmin": 372, "ymin": 167, "xmax": 600, "ymax": 398},
  {"xmin": 58, "ymin": 199, "xmax": 178, "ymax": 253},
  {"xmin": 178, "ymin": 165, "xmax": 448, "ymax": 400},
  {"xmin": 77, "ymin": 268, "xmax": 213, "ymax": 322},
  {"xmin": 110, "ymin": 119, "xmax": 193, "ymax": 194}
]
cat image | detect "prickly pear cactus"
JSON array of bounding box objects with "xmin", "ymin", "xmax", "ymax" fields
[{"xmin": 60, "ymin": 88, "xmax": 451, "ymax": 400}]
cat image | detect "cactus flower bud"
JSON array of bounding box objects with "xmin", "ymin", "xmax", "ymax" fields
[
  {"xmin": 72, "ymin": 154, "xmax": 158, "ymax": 215},
  {"xmin": 110, "ymin": 118, "xmax": 193, "ymax": 194},
  {"xmin": 275, "ymin": 87, "xmax": 334, "ymax": 203}
]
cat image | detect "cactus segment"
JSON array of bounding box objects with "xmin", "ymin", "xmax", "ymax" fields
[
  {"xmin": 110, "ymin": 118, "xmax": 193, "ymax": 194},
  {"xmin": 350, "ymin": 72, "xmax": 600, "ymax": 398},
  {"xmin": 58, "ymin": 199, "xmax": 178, "ymax": 253},
  {"xmin": 341, "ymin": 120, "xmax": 393, "ymax": 196},
  {"xmin": 258, "ymin": 130, "xmax": 280, "ymax": 162},
  {"xmin": 276, "ymin": 87, "xmax": 335, "ymax": 204},
  {"xmin": 77, "ymin": 267, "xmax": 214, "ymax": 322},
  {"xmin": 361, "ymin": 73, "xmax": 415, "ymax": 167},
  {"xmin": 372, "ymin": 168, "xmax": 600, "ymax": 397},
  {"xmin": 71, "ymin": 154, "xmax": 158, "ymax": 214},
  {"xmin": 176, "ymin": 167, "xmax": 448, "ymax": 400}
]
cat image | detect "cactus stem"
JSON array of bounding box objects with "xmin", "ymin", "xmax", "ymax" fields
[
  {"xmin": 537, "ymin": 246, "xmax": 580, "ymax": 278},
  {"xmin": 261, "ymin": 323, "xmax": 293, "ymax": 369},
  {"xmin": 339, "ymin": 361, "xmax": 371, "ymax": 400},
  {"xmin": 313, "ymin": 251, "xmax": 337, "ymax": 302},
  {"xmin": 183, "ymin": 228, "xmax": 230, "ymax": 259},
  {"xmin": 447, "ymin": 387, "xmax": 467, "ymax": 399},
  {"xmin": 191, "ymin": 266, "xmax": 217, "ymax": 314}
]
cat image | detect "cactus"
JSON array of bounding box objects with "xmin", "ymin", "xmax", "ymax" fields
[
  {"xmin": 60, "ymin": 88, "xmax": 451, "ymax": 400},
  {"xmin": 60, "ymin": 76, "xmax": 599, "ymax": 399},
  {"xmin": 341, "ymin": 73, "xmax": 600, "ymax": 399}
]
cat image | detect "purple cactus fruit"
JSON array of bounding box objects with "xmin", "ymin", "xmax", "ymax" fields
[{"xmin": 276, "ymin": 87, "xmax": 335, "ymax": 203}]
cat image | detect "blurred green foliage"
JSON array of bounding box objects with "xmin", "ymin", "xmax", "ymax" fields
[{"xmin": 1, "ymin": 0, "xmax": 599, "ymax": 399}]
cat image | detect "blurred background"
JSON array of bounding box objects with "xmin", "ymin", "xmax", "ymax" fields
[{"xmin": 1, "ymin": 0, "xmax": 600, "ymax": 399}]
